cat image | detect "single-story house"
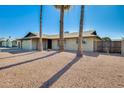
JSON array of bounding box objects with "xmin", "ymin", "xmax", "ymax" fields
[
  {"xmin": 0, "ymin": 38, "xmax": 13, "ymax": 47},
  {"xmin": 0, "ymin": 38, "xmax": 6, "ymax": 47},
  {"xmin": 18, "ymin": 30, "xmax": 101, "ymax": 52},
  {"xmin": 12, "ymin": 40, "xmax": 18, "ymax": 47}
]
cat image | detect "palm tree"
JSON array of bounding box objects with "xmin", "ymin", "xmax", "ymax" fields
[
  {"xmin": 38, "ymin": 5, "xmax": 43, "ymax": 51},
  {"xmin": 54, "ymin": 5, "xmax": 71, "ymax": 52},
  {"xmin": 77, "ymin": 5, "xmax": 84, "ymax": 57}
]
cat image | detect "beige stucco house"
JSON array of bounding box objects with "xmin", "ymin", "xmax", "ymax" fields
[
  {"xmin": 18, "ymin": 30, "xmax": 101, "ymax": 52},
  {"xmin": 0, "ymin": 38, "xmax": 6, "ymax": 47},
  {"xmin": 0, "ymin": 38, "xmax": 13, "ymax": 47}
]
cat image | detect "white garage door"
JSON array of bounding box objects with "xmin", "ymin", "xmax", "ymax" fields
[{"xmin": 22, "ymin": 40, "xmax": 32, "ymax": 50}]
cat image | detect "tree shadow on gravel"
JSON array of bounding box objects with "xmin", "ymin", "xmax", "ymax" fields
[
  {"xmin": 0, "ymin": 51, "xmax": 59, "ymax": 71},
  {"xmin": 40, "ymin": 56, "xmax": 80, "ymax": 88}
]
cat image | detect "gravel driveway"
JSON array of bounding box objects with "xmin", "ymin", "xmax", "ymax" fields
[{"xmin": 0, "ymin": 48, "xmax": 124, "ymax": 88}]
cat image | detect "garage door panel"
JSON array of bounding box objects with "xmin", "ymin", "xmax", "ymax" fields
[{"xmin": 22, "ymin": 40, "xmax": 32, "ymax": 50}]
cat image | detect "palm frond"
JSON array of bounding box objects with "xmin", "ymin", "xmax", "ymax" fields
[{"xmin": 54, "ymin": 5, "xmax": 71, "ymax": 10}]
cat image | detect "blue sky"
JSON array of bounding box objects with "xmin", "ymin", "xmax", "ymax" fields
[{"xmin": 0, "ymin": 5, "xmax": 124, "ymax": 39}]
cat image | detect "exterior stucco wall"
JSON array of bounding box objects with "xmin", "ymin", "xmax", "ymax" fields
[
  {"xmin": 52, "ymin": 37, "xmax": 96, "ymax": 52},
  {"xmin": 6, "ymin": 40, "xmax": 12, "ymax": 47},
  {"xmin": 22, "ymin": 40, "xmax": 32, "ymax": 50},
  {"xmin": 52, "ymin": 40, "xmax": 59, "ymax": 50},
  {"xmin": 20, "ymin": 37, "xmax": 100, "ymax": 52},
  {"xmin": 17, "ymin": 40, "xmax": 21, "ymax": 48},
  {"xmin": 64, "ymin": 38, "xmax": 77, "ymax": 51},
  {"xmin": 12, "ymin": 41, "xmax": 17, "ymax": 47},
  {"xmin": 32, "ymin": 39, "xmax": 38, "ymax": 50},
  {"xmin": 83, "ymin": 38, "xmax": 94, "ymax": 52},
  {"xmin": 121, "ymin": 40, "xmax": 124, "ymax": 55},
  {"xmin": 37, "ymin": 39, "xmax": 47, "ymax": 50},
  {"xmin": 43, "ymin": 39, "xmax": 47, "ymax": 50},
  {"xmin": 21, "ymin": 39, "xmax": 48, "ymax": 50},
  {"xmin": 2, "ymin": 41, "xmax": 6, "ymax": 47}
]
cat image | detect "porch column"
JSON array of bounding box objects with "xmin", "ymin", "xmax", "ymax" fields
[{"xmin": 121, "ymin": 40, "xmax": 124, "ymax": 55}]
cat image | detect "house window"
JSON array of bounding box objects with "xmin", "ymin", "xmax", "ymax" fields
[
  {"xmin": 83, "ymin": 40, "xmax": 86, "ymax": 44},
  {"xmin": 76, "ymin": 38, "xmax": 86, "ymax": 44}
]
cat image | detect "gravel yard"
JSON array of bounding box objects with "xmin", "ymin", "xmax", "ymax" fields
[{"xmin": 0, "ymin": 48, "xmax": 124, "ymax": 88}]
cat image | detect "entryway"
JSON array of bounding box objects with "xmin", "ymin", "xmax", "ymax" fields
[
  {"xmin": 18, "ymin": 42, "xmax": 21, "ymax": 48},
  {"xmin": 47, "ymin": 39, "xmax": 52, "ymax": 49}
]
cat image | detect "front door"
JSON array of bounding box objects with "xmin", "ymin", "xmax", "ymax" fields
[{"xmin": 47, "ymin": 39, "xmax": 52, "ymax": 49}]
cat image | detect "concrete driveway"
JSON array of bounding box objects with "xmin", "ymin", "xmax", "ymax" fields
[{"xmin": 0, "ymin": 47, "xmax": 33, "ymax": 54}]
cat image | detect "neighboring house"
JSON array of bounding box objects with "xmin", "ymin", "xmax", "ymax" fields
[
  {"xmin": 18, "ymin": 30, "xmax": 101, "ymax": 52},
  {"xmin": 0, "ymin": 38, "xmax": 13, "ymax": 47},
  {"xmin": 6, "ymin": 39, "xmax": 12, "ymax": 47},
  {"xmin": 0, "ymin": 38, "xmax": 7, "ymax": 47},
  {"xmin": 12, "ymin": 40, "xmax": 18, "ymax": 47}
]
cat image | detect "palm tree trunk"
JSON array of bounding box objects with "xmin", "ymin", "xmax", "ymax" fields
[
  {"xmin": 77, "ymin": 5, "xmax": 84, "ymax": 57},
  {"xmin": 59, "ymin": 5, "xmax": 64, "ymax": 52},
  {"xmin": 38, "ymin": 5, "xmax": 43, "ymax": 51}
]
